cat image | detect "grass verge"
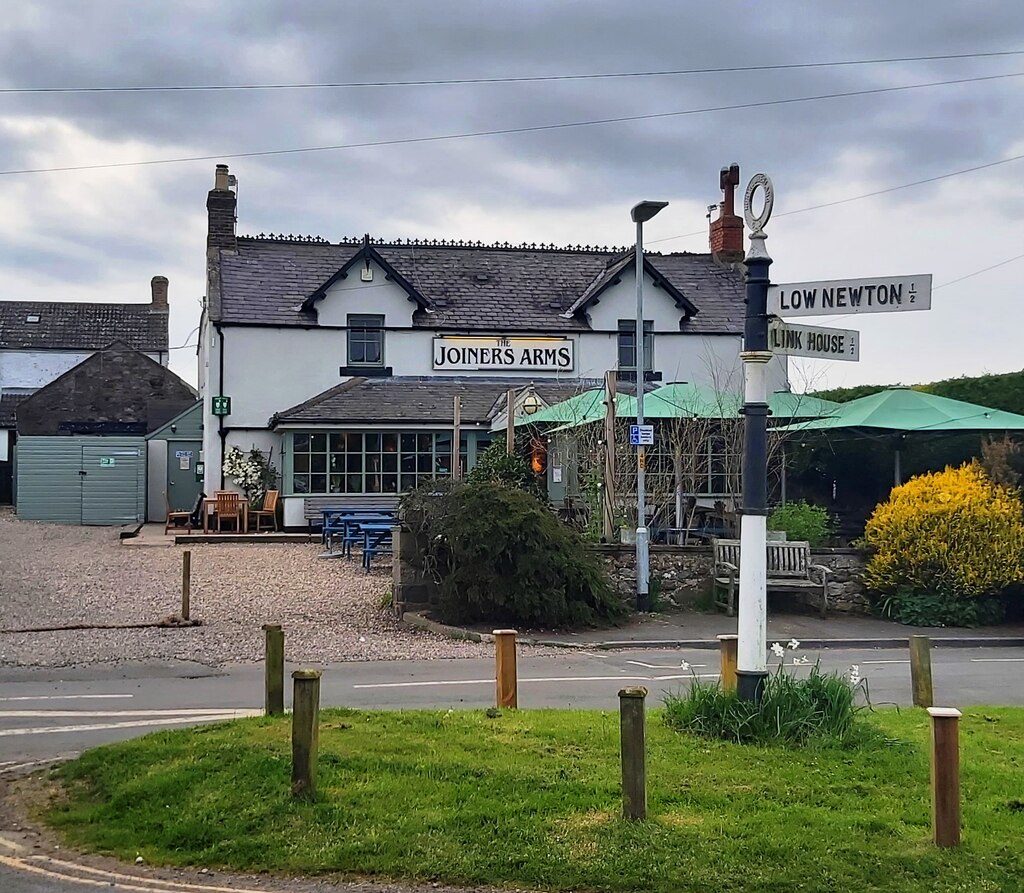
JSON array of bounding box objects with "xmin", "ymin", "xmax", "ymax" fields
[{"xmin": 44, "ymin": 707, "xmax": 1024, "ymax": 892}]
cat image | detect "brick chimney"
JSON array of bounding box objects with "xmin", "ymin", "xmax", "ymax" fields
[
  {"xmin": 150, "ymin": 275, "xmax": 169, "ymax": 312},
  {"xmin": 709, "ymin": 162, "xmax": 744, "ymax": 267},
  {"xmin": 207, "ymin": 163, "xmax": 237, "ymax": 253}
]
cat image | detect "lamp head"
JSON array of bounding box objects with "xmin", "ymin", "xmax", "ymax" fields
[{"xmin": 631, "ymin": 200, "xmax": 669, "ymax": 224}]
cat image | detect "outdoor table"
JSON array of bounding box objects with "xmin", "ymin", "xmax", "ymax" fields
[
  {"xmin": 359, "ymin": 522, "xmax": 394, "ymax": 570},
  {"xmin": 202, "ymin": 497, "xmax": 249, "ymax": 533},
  {"xmin": 338, "ymin": 514, "xmax": 395, "ymax": 556}
]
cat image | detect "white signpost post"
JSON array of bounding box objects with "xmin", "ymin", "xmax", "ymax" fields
[{"xmin": 768, "ymin": 319, "xmax": 860, "ymax": 361}]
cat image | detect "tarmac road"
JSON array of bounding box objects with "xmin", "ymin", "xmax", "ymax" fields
[{"xmin": 1, "ymin": 644, "xmax": 1022, "ymax": 892}]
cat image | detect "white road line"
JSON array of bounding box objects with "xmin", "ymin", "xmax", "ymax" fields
[
  {"xmin": 0, "ymin": 711, "xmax": 259, "ymax": 737},
  {"xmin": 969, "ymin": 657, "xmax": 1024, "ymax": 662},
  {"xmin": 352, "ymin": 673, "xmax": 718, "ymax": 690},
  {"xmin": 861, "ymin": 660, "xmax": 911, "ymax": 664},
  {"xmin": 0, "ymin": 694, "xmax": 134, "ymax": 702},
  {"xmin": 627, "ymin": 660, "xmax": 707, "ymax": 669},
  {"xmin": 0, "ymin": 708, "xmax": 255, "ymax": 718}
]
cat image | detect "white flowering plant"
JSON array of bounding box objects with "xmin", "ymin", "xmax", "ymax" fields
[
  {"xmin": 222, "ymin": 446, "xmax": 278, "ymax": 509},
  {"xmin": 664, "ymin": 638, "xmax": 871, "ymax": 746}
]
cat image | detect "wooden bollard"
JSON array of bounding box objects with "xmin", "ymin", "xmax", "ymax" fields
[
  {"xmin": 494, "ymin": 629, "xmax": 518, "ymax": 709},
  {"xmin": 717, "ymin": 635, "xmax": 738, "ymax": 692},
  {"xmin": 263, "ymin": 624, "xmax": 285, "ymax": 716},
  {"xmin": 181, "ymin": 550, "xmax": 191, "ymax": 621},
  {"xmin": 619, "ymin": 687, "xmax": 647, "ymax": 821},
  {"xmin": 927, "ymin": 707, "xmax": 962, "ymax": 847},
  {"xmin": 291, "ymin": 669, "xmax": 322, "ymax": 801},
  {"xmin": 910, "ymin": 635, "xmax": 934, "ymax": 708}
]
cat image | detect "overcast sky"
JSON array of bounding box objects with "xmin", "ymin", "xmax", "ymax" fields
[{"xmin": 1, "ymin": 1, "xmax": 1023, "ymax": 391}]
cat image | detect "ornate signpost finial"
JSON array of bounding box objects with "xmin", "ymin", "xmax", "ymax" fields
[{"xmin": 743, "ymin": 173, "xmax": 774, "ymax": 260}]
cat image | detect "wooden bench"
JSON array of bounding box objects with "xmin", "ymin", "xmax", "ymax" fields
[
  {"xmin": 301, "ymin": 496, "xmax": 400, "ymax": 537},
  {"xmin": 712, "ymin": 538, "xmax": 832, "ymax": 619}
]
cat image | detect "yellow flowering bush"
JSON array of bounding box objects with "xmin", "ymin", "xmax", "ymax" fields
[{"xmin": 864, "ymin": 462, "xmax": 1024, "ymax": 601}]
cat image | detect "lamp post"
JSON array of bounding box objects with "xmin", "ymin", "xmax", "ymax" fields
[
  {"xmin": 736, "ymin": 174, "xmax": 774, "ymax": 702},
  {"xmin": 630, "ymin": 199, "xmax": 669, "ymax": 612}
]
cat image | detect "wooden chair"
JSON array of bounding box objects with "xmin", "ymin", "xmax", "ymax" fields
[
  {"xmin": 250, "ymin": 490, "xmax": 279, "ymax": 533},
  {"xmin": 214, "ymin": 491, "xmax": 242, "ymax": 533},
  {"xmin": 165, "ymin": 492, "xmax": 205, "ymax": 535}
]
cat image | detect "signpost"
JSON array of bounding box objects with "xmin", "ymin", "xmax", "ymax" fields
[
  {"xmin": 735, "ymin": 170, "xmax": 933, "ymax": 704},
  {"xmin": 768, "ymin": 274, "xmax": 931, "ymax": 317},
  {"xmin": 768, "ymin": 319, "xmax": 859, "ymax": 361}
]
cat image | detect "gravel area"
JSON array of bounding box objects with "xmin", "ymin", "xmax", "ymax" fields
[{"xmin": 0, "ymin": 509, "xmax": 502, "ymax": 668}]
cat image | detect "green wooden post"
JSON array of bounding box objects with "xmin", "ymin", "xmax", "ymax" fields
[
  {"xmin": 263, "ymin": 624, "xmax": 285, "ymax": 716},
  {"xmin": 910, "ymin": 636, "xmax": 934, "ymax": 708},
  {"xmin": 619, "ymin": 686, "xmax": 648, "ymax": 821},
  {"xmin": 291, "ymin": 669, "xmax": 322, "ymax": 801}
]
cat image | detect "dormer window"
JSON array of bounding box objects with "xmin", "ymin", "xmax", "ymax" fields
[{"xmin": 347, "ymin": 314, "xmax": 384, "ymax": 367}]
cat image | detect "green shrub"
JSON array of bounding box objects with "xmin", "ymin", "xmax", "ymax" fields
[
  {"xmin": 466, "ymin": 441, "xmax": 546, "ymax": 500},
  {"xmin": 663, "ymin": 663, "xmax": 867, "ymax": 746},
  {"xmin": 876, "ymin": 587, "xmax": 1006, "ymax": 627},
  {"xmin": 768, "ymin": 501, "xmax": 831, "ymax": 545},
  {"xmin": 401, "ymin": 481, "xmax": 627, "ymax": 629}
]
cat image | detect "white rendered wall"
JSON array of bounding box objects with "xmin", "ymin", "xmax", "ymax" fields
[{"xmin": 0, "ymin": 350, "xmax": 164, "ymax": 390}]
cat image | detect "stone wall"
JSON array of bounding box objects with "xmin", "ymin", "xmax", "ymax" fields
[
  {"xmin": 391, "ymin": 523, "xmax": 871, "ymax": 615},
  {"xmin": 590, "ymin": 544, "xmax": 870, "ymax": 614}
]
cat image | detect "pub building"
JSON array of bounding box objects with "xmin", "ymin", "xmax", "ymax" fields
[{"xmin": 199, "ymin": 164, "xmax": 789, "ymax": 528}]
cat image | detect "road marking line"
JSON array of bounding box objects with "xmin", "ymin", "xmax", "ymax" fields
[
  {"xmin": 32, "ymin": 855, "xmax": 273, "ymax": 893},
  {"xmin": 0, "ymin": 711, "xmax": 258, "ymax": 737},
  {"xmin": 627, "ymin": 660, "xmax": 707, "ymax": 669},
  {"xmin": 969, "ymin": 658, "xmax": 1024, "ymax": 662},
  {"xmin": 861, "ymin": 660, "xmax": 911, "ymax": 664},
  {"xmin": 0, "ymin": 852, "xmax": 276, "ymax": 893},
  {"xmin": 0, "ymin": 694, "xmax": 134, "ymax": 702},
  {"xmin": 352, "ymin": 673, "xmax": 718, "ymax": 689},
  {"xmin": 0, "ymin": 709, "xmax": 255, "ymax": 719}
]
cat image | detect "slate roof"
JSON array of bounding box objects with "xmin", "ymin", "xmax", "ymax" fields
[
  {"xmin": 272, "ymin": 377, "xmax": 600, "ymax": 426},
  {"xmin": 0, "ymin": 301, "xmax": 168, "ymax": 352},
  {"xmin": 216, "ymin": 238, "xmax": 745, "ymax": 334},
  {"xmin": 0, "ymin": 392, "xmax": 28, "ymax": 428}
]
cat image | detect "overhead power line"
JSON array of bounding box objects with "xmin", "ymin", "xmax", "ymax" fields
[
  {"xmin": 3, "ymin": 49, "xmax": 1023, "ymax": 94},
  {"xmin": 2, "ymin": 69, "xmax": 1022, "ymax": 177},
  {"xmin": 934, "ymin": 252, "xmax": 1024, "ymax": 289},
  {"xmin": 649, "ymin": 151, "xmax": 1024, "ymax": 244}
]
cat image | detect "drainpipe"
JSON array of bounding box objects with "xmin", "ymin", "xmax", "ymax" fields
[{"xmin": 216, "ymin": 323, "xmax": 226, "ymax": 489}]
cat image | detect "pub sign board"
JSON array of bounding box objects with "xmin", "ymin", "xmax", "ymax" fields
[{"xmin": 433, "ymin": 336, "xmax": 574, "ymax": 372}]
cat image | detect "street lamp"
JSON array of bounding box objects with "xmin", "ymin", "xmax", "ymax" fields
[{"xmin": 630, "ymin": 199, "xmax": 669, "ymax": 612}]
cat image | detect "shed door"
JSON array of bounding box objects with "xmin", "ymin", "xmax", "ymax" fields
[
  {"xmin": 81, "ymin": 444, "xmax": 142, "ymax": 525},
  {"xmin": 167, "ymin": 441, "xmax": 202, "ymax": 511}
]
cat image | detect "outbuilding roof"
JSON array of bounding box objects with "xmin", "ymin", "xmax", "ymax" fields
[
  {"xmin": 271, "ymin": 376, "xmax": 600, "ymax": 427},
  {"xmin": 216, "ymin": 237, "xmax": 745, "ymax": 334},
  {"xmin": 0, "ymin": 301, "xmax": 168, "ymax": 352}
]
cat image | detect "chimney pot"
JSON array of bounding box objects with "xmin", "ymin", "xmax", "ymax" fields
[
  {"xmin": 710, "ymin": 163, "xmax": 744, "ymax": 268},
  {"xmin": 150, "ymin": 275, "xmax": 169, "ymax": 311},
  {"xmin": 207, "ymin": 164, "xmax": 238, "ymax": 253}
]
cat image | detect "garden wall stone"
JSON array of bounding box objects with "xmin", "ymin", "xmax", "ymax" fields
[
  {"xmin": 391, "ymin": 524, "xmax": 871, "ymax": 615},
  {"xmin": 591, "ymin": 544, "xmax": 871, "ymax": 614}
]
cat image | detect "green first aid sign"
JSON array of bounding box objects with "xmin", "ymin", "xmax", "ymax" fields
[
  {"xmin": 99, "ymin": 457, "xmax": 115, "ymax": 467},
  {"xmin": 212, "ymin": 396, "xmax": 231, "ymax": 416}
]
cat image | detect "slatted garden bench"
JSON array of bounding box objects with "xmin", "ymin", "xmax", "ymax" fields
[{"xmin": 712, "ymin": 538, "xmax": 832, "ymax": 619}]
